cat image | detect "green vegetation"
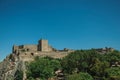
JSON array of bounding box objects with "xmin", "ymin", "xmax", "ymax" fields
[
  {"xmin": 106, "ymin": 67, "xmax": 120, "ymax": 80},
  {"xmin": 26, "ymin": 50, "xmax": 120, "ymax": 80},
  {"xmin": 66, "ymin": 72, "xmax": 93, "ymax": 80},
  {"xmin": 14, "ymin": 70, "xmax": 23, "ymax": 80},
  {"xmin": 26, "ymin": 56, "xmax": 61, "ymax": 80}
]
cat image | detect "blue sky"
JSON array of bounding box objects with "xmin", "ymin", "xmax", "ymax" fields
[{"xmin": 0, "ymin": 0, "xmax": 120, "ymax": 61}]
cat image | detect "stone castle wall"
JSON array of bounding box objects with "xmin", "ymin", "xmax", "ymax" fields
[
  {"xmin": 18, "ymin": 51, "xmax": 69, "ymax": 61},
  {"xmin": 11, "ymin": 39, "xmax": 74, "ymax": 62},
  {"xmin": 12, "ymin": 39, "xmax": 56, "ymax": 54},
  {"xmin": 13, "ymin": 45, "xmax": 37, "ymax": 53},
  {"xmin": 22, "ymin": 45, "xmax": 38, "ymax": 51}
]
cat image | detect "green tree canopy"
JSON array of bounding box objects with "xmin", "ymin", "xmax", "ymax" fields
[
  {"xmin": 66, "ymin": 72, "xmax": 93, "ymax": 80},
  {"xmin": 61, "ymin": 50, "xmax": 102, "ymax": 73},
  {"xmin": 27, "ymin": 56, "xmax": 61, "ymax": 80},
  {"xmin": 106, "ymin": 67, "xmax": 120, "ymax": 80}
]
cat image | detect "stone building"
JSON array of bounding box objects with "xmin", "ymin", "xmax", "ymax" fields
[
  {"xmin": 11, "ymin": 39, "xmax": 74, "ymax": 62},
  {"xmin": 12, "ymin": 39, "xmax": 55, "ymax": 54}
]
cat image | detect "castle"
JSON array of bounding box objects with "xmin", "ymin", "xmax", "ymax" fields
[
  {"xmin": 11, "ymin": 39, "xmax": 114, "ymax": 62},
  {"xmin": 12, "ymin": 39, "xmax": 56, "ymax": 53},
  {"xmin": 12, "ymin": 39, "xmax": 73, "ymax": 61},
  {"xmin": 0, "ymin": 39, "xmax": 115, "ymax": 80}
]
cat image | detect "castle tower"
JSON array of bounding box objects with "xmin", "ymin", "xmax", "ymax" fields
[{"xmin": 38, "ymin": 39, "xmax": 49, "ymax": 51}]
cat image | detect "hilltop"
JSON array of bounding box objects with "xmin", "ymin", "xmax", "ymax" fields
[
  {"xmin": 0, "ymin": 39, "xmax": 74, "ymax": 80},
  {"xmin": 0, "ymin": 39, "xmax": 119, "ymax": 80}
]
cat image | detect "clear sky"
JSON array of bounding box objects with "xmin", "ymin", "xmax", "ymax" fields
[{"xmin": 0, "ymin": 0, "xmax": 120, "ymax": 61}]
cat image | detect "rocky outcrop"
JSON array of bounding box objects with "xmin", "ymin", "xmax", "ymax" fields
[{"xmin": 0, "ymin": 54, "xmax": 27, "ymax": 80}]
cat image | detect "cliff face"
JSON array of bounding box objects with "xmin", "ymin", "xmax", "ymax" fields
[{"xmin": 0, "ymin": 54, "xmax": 26, "ymax": 80}]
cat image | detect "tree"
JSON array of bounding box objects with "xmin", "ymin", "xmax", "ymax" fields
[
  {"xmin": 106, "ymin": 67, "xmax": 120, "ymax": 80},
  {"xmin": 27, "ymin": 57, "xmax": 61, "ymax": 79},
  {"xmin": 90, "ymin": 58, "xmax": 109, "ymax": 79},
  {"xmin": 61, "ymin": 50, "xmax": 102, "ymax": 74},
  {"xmin": 66, "ymin": 72, "xmax": 93, "ymax": 80},
  {"xmin": 104, "ymin": 50, "xmax": 120, "ymax": 62}
]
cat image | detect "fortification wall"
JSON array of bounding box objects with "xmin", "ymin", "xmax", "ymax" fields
[
  {"xmin": 18, "ymin": 51, "xmax": 70, "ymax": 61},
  {"xmin": 48, "ymin": 45, "xmax": 54, "ymax": 51},
  {"xmin": 23, "ymin": 45, "xmax": 37, "ymax": 51},
  {"xmin": 13, "ymin": 45, "xmax": 38, "ymax": 54}
]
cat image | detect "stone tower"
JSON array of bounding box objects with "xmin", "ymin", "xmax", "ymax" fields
[{"xmin": 38, "ymin": 39, "xmax": 49, "ymax": 51}]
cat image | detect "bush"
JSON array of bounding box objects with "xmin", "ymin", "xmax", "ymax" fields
[
  {"xmin": 26, "ymin": 57, "xmax": 61, "ymax": 79},
  {"xmin": 66, "ymin": 72, "xmax": 93, "ymax": 80},
  {"xmin": 14, "ymin": 70, "xmax": 23, "ymax": 80}
]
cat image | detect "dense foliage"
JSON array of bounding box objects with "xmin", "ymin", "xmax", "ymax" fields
[
  {"xmin": 66, "ymin": 72, "xmax": 93, "ymax": 80},
  {"xmin": 61, "ymin": 50, "xmax": 120, "ymax": 80},
  {"xmin": 26, "ymin": 50, "xmax": 120, "ymax": 80},
  {"xmin": 26, "ymin": 56, "xmax": 61, "ymax": 80}
]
